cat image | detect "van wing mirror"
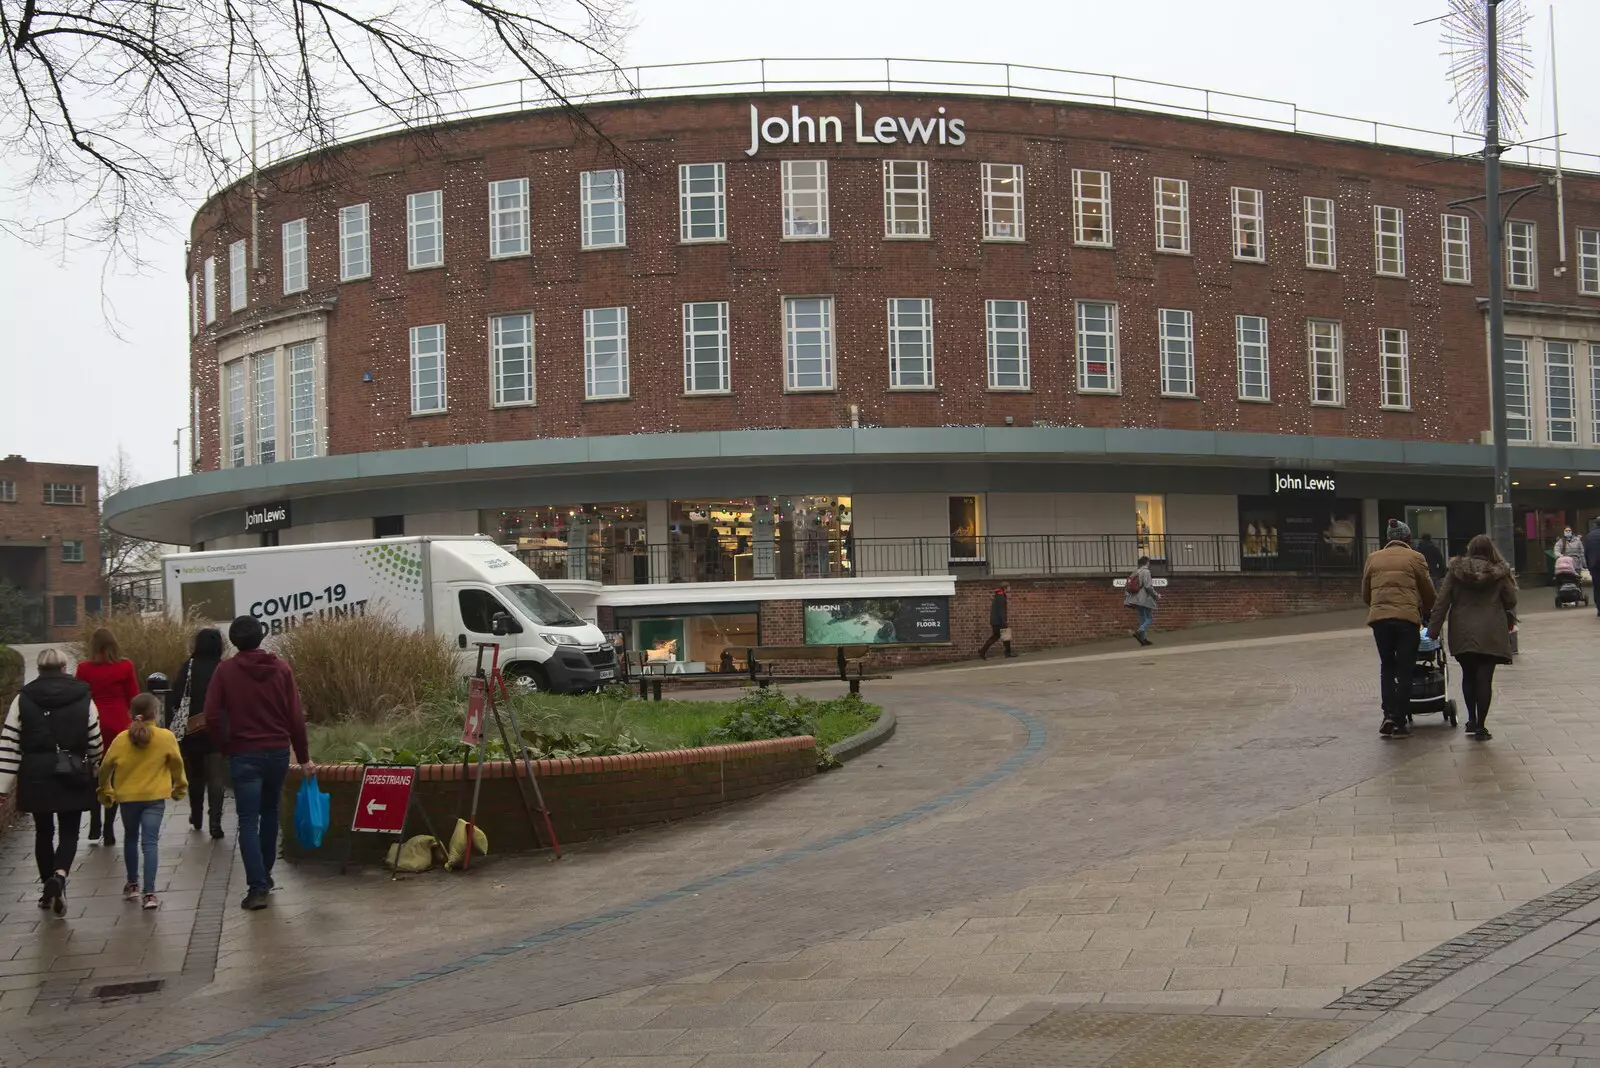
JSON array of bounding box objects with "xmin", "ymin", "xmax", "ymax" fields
[{"xmin": 490, "ymin": 611, "xmax": 520, "ymax": 636}]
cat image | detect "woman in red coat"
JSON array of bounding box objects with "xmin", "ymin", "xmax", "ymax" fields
[{"xmin": 75, "ymin": 628, "xmax": 139, "ymax": 845}]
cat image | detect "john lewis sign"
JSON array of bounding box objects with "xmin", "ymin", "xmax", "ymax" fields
[
  {"xmin": 747, "ymin": 103, "xmax": 966, "ymax": 156},
  {"xmin": 1272, "ymin": 470, "xmax": 1338, "ymax": 496}
]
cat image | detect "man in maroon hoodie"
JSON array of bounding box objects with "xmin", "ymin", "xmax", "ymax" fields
[{"xmin": 205, "ymin": 616, "xmax": 312, "ymax": 910}]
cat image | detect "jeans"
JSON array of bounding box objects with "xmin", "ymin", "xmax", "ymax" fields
[
  {"xmin": 1371, "ymin": 619, "xmax": 1421, "ymax": 724},
  {"xmin": 183, "ymin": 743, "xmax": 227, "ymax": 830},
  {"xmin": 119, "ymin": 800, "xmax": 165, "ymax": 894},
  {"xmin": 229, "ymin": 750, "xmax": 290, "ymax": 894},
  {"xmin": 33, "ymin": 811, "xmax": 82, "ymax": 884},
  {"xmin": 1134, "ymin": 605, "xmax": 1155, "ymax": 637}
]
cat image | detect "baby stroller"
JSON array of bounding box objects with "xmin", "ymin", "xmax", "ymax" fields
[
  {"xmin": 1409, "ymin": 631, "xmax": 1458, "ymax": 727},
  {"xmin": 1554, "ymin": 554, "xmax": 1589, "ymax": 608}
]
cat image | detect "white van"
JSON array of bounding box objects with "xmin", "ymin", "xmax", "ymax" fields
[{"xmin": 161, "ymin": 536, "xmax": 616, "ymax": 693}]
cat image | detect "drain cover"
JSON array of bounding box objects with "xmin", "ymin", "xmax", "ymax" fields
[
  {"xmin": 962, "ymin": 1010, "xmax": 1358, "ymax": 1067},
  {"xmin": 93, "ymin": 979, "xmax": 164, "ymax": 999},
  {"xmin": 1236, "ymin": 736, "xmax": 1338, "ymax": 750}
]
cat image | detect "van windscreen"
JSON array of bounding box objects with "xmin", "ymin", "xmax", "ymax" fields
[{"xmin": 499, "ymin": 583, "xmax": 583, "ymax": 627}]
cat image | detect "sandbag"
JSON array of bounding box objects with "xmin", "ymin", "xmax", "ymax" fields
[
  {"xmin": 444, "ymin": 818, "xmax": 489, "ymax": 870},
  {"xmin": 385, "ymin": 835, "xmax": 444, "ymax": 873}
]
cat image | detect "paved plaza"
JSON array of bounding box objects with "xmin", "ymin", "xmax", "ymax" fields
[{"xmin": 6, "ymin": 602, "xmax": 1600, "ymax": 1066}]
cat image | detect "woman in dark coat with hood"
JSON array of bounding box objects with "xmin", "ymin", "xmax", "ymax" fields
[
  {"xmin": 1428, "ymin": 534, "xmax": 1518, "ymax": 741},
  {"xmin": 167, "ymin": 628, "xmax": 227, "ymax": 837}
]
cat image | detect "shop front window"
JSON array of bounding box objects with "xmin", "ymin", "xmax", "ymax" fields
[
  {"xmin": 670, "ymin": 497, "xmax": 852, "ymax": 582},
  {"xmin": 1239, "ymin": 497, "xmax": 1363, "ymax": 571},
  {"xmin": 628, "ymin": 612, "xmax": 759, "ymax": 674},
  {"xmin": 949, "ymin": 495, "xmax": 981, "ymax": 561},
  {"xmin": 1134, "ymin": 495, "xmax": 1166, "ymax": 560},
  {"xmin": 483, "ymin": 503, "xmax": 647, "ymax": 584}
]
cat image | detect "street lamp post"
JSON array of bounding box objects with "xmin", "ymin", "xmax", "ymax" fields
[{"xmin": 1483, "ymin": 0, "xmax": 1515, "ymax": 565}]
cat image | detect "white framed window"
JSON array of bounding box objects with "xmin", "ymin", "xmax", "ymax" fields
[
  {"xmin": 884, "ymin": 160, "xmax": 930, "ymax": 238},
  {"xmin": 225, "ymin": 360, "xmax": 246, "ymax": 467},
  {"xmin": 1506, "ymin": 219, "xmax": 1537, "ymax": 290},
  {"xmin": 1236, "ymin": 315, "xmax": 1270, "ymax": 401},
  {"xmin": 1307, "ymin": 319, "xmax": 1344, "ymax": 406},
  {"xmin": 1304, "ymin": 196, "xmax": 1336, "ymax": 269},
  {"xmin": 1504, "ymin": 337, "xmax": 1531, "ymax": 442},
  {"xmin": 1441, "ymin": 214, "xmax": 1472, "ymax": 283},
  {"xmin": 288, "ymin": 341, "xmax": 318, "ymax": 459},
  {"xmin": 1545, "ymin": 340, "xmax": 1577, "ymax": 443},
  {"xmin": 982, "ymin": 163, "xmax": 1024, "ymax": 241},
  {"xmin": 1374, "ymin": 205, "xmax": 1405, "ymax": 276},
  {"xmin": 229, "ymin": 239, "xmax": 247, "ymax": 311},
  {"xmin": 1075, "ymin": 300, "xmax": 1120, "ymax": 393},
  {"xmin": 888, "ymin": 298, "xmax": 934, "ymax": 389},
  {"xmin": 1589, "ymin": 344, "xmax": 1600, "ymax": 444},
  {"xmin": 409, "ymin": 323, "xmax": 447, "ymax": 413},
  {"xmin": 1231, "ymin": 187, "xmax": 1265, "ymax": 261},
  {"xmin": 490, "ymin": 313, "xmax": 534, "ymax": 407},
  {"xmin": 42, "ymin": 483, "xmax": 84, "ymax": 506},
  {"xmin": 488, "ymin": 178, "xmax": 530, "ymax": 259},
  {"xmin": 583, "ymin": 307, "xmax": 630, "ymax": 399},
  {"xmin": 580, "ymin": 170, "xmax": 626, "ymax": 249},
  {"xmin": 1159, "ymin": 308, "xmax": 1195, "ymax": 398},
  {"xmin": 783, "ymin": 296, "xmax": 835, "ymax": 391},
  {"xmin": 407, "ymin": 190, "xmax": 444, "ymax": 269},
  {"xmin": 191, "ymin": 274, "xmax": 200, "ymax": 336},
  {"xmin": 986, "ymin": 299, "xmax": 1030, "ymax": 390},
  {"xmin": 252, "ymin": 350, "xmax": 276, "ymax": 463},
  {"xmin": 204, "ymin": 256, "xmax": 216, "ymax": 323},
  {"xmin": 61, "ymin": 539, "xmax": 84, "ymax": 562},
  {"xmin": 281, "ymin": 218, "xmax": 307, "ymax": 294},
  {"xmin": 1072, "ymin": 169, "xmax": 1113, "ymax": 247},
  {"xmin": 1580, "ymin": 229, "xmax": 1600, "ymax": 296},
  {"xmin": 679, "ymin": 163, "xmax": 726, "ymax": 242},
  {"xmin": 0, "ymin": 480, "xmax": 13, "ymax": 503},
  {"xmin": 339, "ymin": 204, "xmax": 370, "ymax": 281},
  {"xmin": 1380, "ymin": 328, "xmax": 1410, "ymax": 410},
  {"xmin": 682, "ymin": 301, "xmax": 730, "ymax": 394},
  {"xmin": 1153, "ymin": 177, "xmax": 1189, "ymax": 253},
  {"xmin": 781, "ymin": 160, "xmax": 828, "ymax": 239}
]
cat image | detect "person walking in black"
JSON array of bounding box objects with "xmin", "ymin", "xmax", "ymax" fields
[
  {"xmin": 1416, "ymin": 533, "xmax": 1447, "ymax": 586},
  {"xmin": 1428, "ymin": 534, "xmax": 1517, "ymax": 741},
  {"xmin": 1361, "ymin": 520, "xmax": 1436, "ymax": 739},
  {"xmin": 167, "ymin": 627, "xmax": 227, "ymax": 838},
  {"xmin": 978, "ymin": 587, "xmax": 1016, "ymax": 660},
  {"xmin": 1585, "ymin": 522, "xmax": 1600, "ymax": 618}
]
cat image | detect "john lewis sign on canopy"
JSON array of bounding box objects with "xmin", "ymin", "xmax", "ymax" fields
[{"xmin": 747, "ymin": 103, "xmax": 966, "ymax": 156}]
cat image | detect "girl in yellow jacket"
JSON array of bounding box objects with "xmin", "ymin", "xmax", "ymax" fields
[{"xmin": 98, "ymin": 694, "xmax": 187, "ymax": 909}]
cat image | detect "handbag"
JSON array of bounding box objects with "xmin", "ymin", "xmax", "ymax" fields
[
  {"xmin": 171, "ymin": 660, "xmax": 206, "ymax": 736},
  {"xmin": 42, "ymin": 707, "xmax": 93, "ymax": 788}
]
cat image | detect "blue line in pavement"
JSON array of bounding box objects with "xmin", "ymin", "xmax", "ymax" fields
[{"xmin": 124, "ymin": 699, "xmax": 1045, "ymax": 1068}]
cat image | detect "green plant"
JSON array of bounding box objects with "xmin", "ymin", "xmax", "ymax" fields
[
  {"xmin": 0, "ymin": 584, "xmax": 43, "ymax": 644},
  {"xmin": 710, "ymin": 688, "xmax": 817, "ymax": 743},
  {"xmin": 273, "ymin": 612, "xmax": 457, "ymax": 723},
  {"xmin": 0, "ymin": 644, "xmax": 23, "ymax": 711}
]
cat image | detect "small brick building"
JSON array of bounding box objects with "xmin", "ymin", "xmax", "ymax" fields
[{"xmin": 0, "ymin": 456, "xmax": 102, "ymax": 640}]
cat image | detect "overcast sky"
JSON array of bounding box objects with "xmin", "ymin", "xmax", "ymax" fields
[{"xmin": 5, "ymin": 0, "xmax": 1597, "ymax": 491}]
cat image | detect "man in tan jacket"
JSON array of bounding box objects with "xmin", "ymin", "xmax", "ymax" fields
[{"xmin": 1361, "ymin": 519, "xmax": 1437, "ymax": 738}]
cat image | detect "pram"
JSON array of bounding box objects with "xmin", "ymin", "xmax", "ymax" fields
[
  {"xmin": 1409, "ymin": 632, "xmax": 1458, "ymax": 727},
  {"xmin": 1554, "ymin": 554, "xmax": 1590, "ymax": 608}
]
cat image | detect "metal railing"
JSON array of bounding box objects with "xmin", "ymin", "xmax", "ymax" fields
[{"xmin": 218, "ymin": 56, "xmax": 1600, "ymax": 192}]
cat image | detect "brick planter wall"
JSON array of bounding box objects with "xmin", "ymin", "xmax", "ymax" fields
[{"xmin": 281, "ymin": 735, "xmax": 817, "ymax": 864}]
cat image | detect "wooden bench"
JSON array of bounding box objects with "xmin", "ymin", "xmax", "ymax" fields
[{"xmin": 738, "ymin": 644, "xmax": 890, "ymax": 696}]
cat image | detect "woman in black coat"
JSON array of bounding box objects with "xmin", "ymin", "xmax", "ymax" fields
[
  {"xmin": 0, "ymin": 648, "xmax": 104, "ymax": 914},
  {"xmin": 167, "ymin": 628, "xmax": 227, "ymax": 837}
]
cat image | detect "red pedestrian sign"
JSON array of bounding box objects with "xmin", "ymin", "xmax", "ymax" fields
[
  {"xmin": 351, "ymin": 766, "xmax": 417, "ymax": 835},
  {"xmin": 463, "ymin": 678, "xmax": 486, "ymax": 747}
]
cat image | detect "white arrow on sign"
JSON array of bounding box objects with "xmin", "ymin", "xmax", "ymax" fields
[{"xmin": 367, "ymin": 799, "xmax": 387, "ymax": 815}]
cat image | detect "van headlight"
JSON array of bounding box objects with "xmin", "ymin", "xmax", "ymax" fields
[{"xmin": 541, "ymin": 632, "xmax": 581, "ymax": 646}]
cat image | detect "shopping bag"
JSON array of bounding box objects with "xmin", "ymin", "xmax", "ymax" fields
[
  {"xmin": 999, "ymin": 627, "xmax": 1013, "ymax": 642},
  {"xmin": 294, "ymin": 775, "xmax": 330, "ymax": 849}
]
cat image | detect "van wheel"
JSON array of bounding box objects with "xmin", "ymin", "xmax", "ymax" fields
[{"xmin": 506, "ymin": 663, "xmax": 549, "ymax": 692}]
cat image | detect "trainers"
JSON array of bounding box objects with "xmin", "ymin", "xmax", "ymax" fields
[
  {"xmin": 122, "ymin": 882, "xmax": 140, "ymax": 901},
  {"xmin": 240, "ymin": 891, "xmax": 270, "ymax": 911},
  {"xmin": 1391, "ymin": 724, "xmax": 1413, "ymax": 738},
  {"xmin": 142, "ymin": 894, "xmax": 159, "ymax": 910},
  {"xmin": 1379, "ymin": 720, "xmax": 1395, "ymax": 737},
  {"xmin": 44, "ymin": 873, "xmax": 66, "ymax": 916},
  {"xmin": 210, "ymin": 827, "xmax": 225, "ymax": 840}
]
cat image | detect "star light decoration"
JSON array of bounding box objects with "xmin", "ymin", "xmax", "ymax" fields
[{"xmin": 1442, "ymin": 0, "xmax": 1533, "ymax": 141}]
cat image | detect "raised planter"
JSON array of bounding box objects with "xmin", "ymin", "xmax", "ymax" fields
[{"xmin": 281, "ymin": 734, "xmax": 818, "ymax": 863}]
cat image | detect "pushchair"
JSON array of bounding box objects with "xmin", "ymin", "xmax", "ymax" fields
[
  {"xmin": 1409, "ymin": 631, "xmax": 1458, "ymax": 727},
  {"xmin": 1554, "ymin": 554, "xmax": 1589, "ymax": 608}
]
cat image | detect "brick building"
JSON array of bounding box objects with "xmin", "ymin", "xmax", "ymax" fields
[
  {"xmin": 103, "ymin": 67, "xmax": 1600, "ymax": 659},
  {"xmin": 0, "ymin": 456, "xmax": 102, "ymax": 640}
]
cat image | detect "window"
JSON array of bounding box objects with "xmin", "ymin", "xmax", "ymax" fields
[
  {"xmin": 1159, "ymin": 308, "xmax": 1195, "ymax": 397},
  {"xmin": 0, "ymin": 480, "xmax": 13, "ymax": 502},
  {"xmin": 489, "ymin": 178, "xmax": 530, "ymax": 258},
  {"xmin": 888, "ymin": 298, "xmax": 934, "ymax": 389},
  {"xmin": 490, "ymin": 313, "xmax": 535, "ymax": 406},
  {"xmin": 1441, "ymin": 214, "xmax": 1471, "ymax": 283},
  {"xmin": 407, "ymin": 190, "xmax": 444, "ymax": 269},
  {"xmin": 1236, "ymin": 315, "xmax": 1270, "ymax": 401},
  {"xmin": 43, "ymin": 483, "xmax": 84, "ymax": 505},
  {"xmin": 288, "ymin": 341, "xmax": 318, "ymax": 458},
  {"xmin": 204, "ymin": 256, "xmax": 216, "ymax": 323},
  {"xmin": 1504, "ymin": 337, "xmax": 1531, "ymax": 442},
  {"xmin": 781, "ymin": 160, "xmax": 828, "ymax": 239},
  {"xmin": 580, "ymin": 170, "xmax": 626, "ymax": 249},
  {"xmin": 229, "ymin": 239, "xmax": 247, "ymax": 311},
  {"xmin": 374, "ymin": 515, "xmax": 405, "ymax": 538},
  {"xmin": 783, "ymin": 297, "xmax": 835, "ymax": 391},
  {"xmin": 1135, "ymin": 495, "xmax": 1166, "ymax": 560},
  {"xmin": 986, "ymin": 299, "xmax": 1030, "ymax": 389},
  {"xmin": 1304, "ymin": 197, "xmax": 1336, "ymax": 269},
  {"xmin": 1374, "ymin": 205, "xmax": 1405, "ymax": 276},
  {"xmin": 1072, "ymin": 169, "xmax": 1113, "ymax": 247},
  {"xmin": 191, "ymin": 273, "xmax": 200, "ymax": 336},
  {"xmin": 1307, "ymin": 320, "xmax": 1344, "ymax": 406},
  {"xmin": 1075, "ymin": 301, "xmax": 1119, "ymax": 393},
  {"xmin": 1506, "ymin": 220, "xmax": 1537, "ymax": 290},
  {"xmin": 1580, "ymin": 229, "xmax": 1600, "ymax": 296},
  {"xmin": 1380, "ymin": 328, "xmax": 1410, "ymax": 410},
  {"xmin": 583, "ymin": 307, "xmax": 630, "ymax": 399},
  {"xmin": 1231, "ymin": 187, "xmax": 1265, "ymax": 261},
  {"xmin": 225, "ymin": 360, "xmax": 246, "ymax": 467},
  {"xmin": 339, "ymin": 204, "xmax": 371, "ymax": 281},
  {"xmin": 458, "ymin": 588, "xmax": 515, "ymax": 634},
  {"xmin": 682, "ymin": 301, "xmax": 730, "ymax": 394},
  {"xmin": 53, "ymin": 596, "xmax": 76, "ymax": 628},
  {"xmin": 1546, "ymin": 340, "xmax": 1577, "ymax": 443},
  {"xmin": 409, "ymin": 323, "xmax": 447, "ymax": 413},
  {"xmin": 883, "ymin": 160, "xmax": 929, "ymax": 238},
  {"xmin": 253, "ymin": 351, "xmax": 276, "ymax": 463},
  {"xmin": 281, "ymin": 218, "xmax": 307, "ymax": 294},
  {"xmin": 83, "ymin": 595, "xmax": 101, "ymax": 617},
  {"xmin": 949, "ymin": 495, "xmax": 982, "ymax": 561},
  {"xmin": 1153, "ymin": 177, "xmax": 1189, "ymax": 253},
  {"xmin": 982, "ymin": 163, "xmax": 1024, "ymax": 241},
  {"xmin": 61, "ymin": 540, "xmax": 84, "ymax": 563},
  {"xmin": 679, "ymin": 163, "xmax": 726, "ymax": 242},
  {"xmin": 1590, "ymin": 344, "xmax": 1600, "ymax": 444}
]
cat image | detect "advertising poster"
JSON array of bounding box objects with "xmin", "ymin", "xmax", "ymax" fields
[
  {"xmin": 1238, "ymin": 496, "xmax": 1363, "ymax": 571},
  {"xmin": 803, "ymin": 597, "xmax": 949, "ymax": 645}
]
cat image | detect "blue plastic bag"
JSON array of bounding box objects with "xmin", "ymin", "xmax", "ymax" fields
[{"xmin": 294, "ymin": 775, "xmax": 330, "ymax": 849}]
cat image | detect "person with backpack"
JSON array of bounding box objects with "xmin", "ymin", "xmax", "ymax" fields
[
  {"xmin": 978, "ymin": 587, "xmax": 1016, "ymax": 660},
  {"xmin": 1126, "ymin": 556, "xmax": 1159, "ymax": 646},
  {"xmin": 98, "ymin": 694, "xmax": 187, "ymax": 909}
]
